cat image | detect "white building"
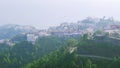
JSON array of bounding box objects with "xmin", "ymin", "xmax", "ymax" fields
[
  {"xmin": 0, "ymin": 39, "xmax": 15, "ymax": 46},
  {"xmin": 27, "ymin": 34, "xmax": 39, "ymax": 44},
  {"xmin": 0, "ymin": 40, "xmax": 5, "ymax": 44},
  {"xmin": 39, "ymin": 32, "xmax": 51, "ymax": 36}
]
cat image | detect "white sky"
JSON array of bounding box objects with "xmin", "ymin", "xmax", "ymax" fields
[{"xmin": 0, "ymin": 0, "xmax": 120, "ymax": 29}]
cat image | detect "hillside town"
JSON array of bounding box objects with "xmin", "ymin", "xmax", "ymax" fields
[{"xmin": 0, "ymin": 17, "xmax": 120, "ymax": 45}]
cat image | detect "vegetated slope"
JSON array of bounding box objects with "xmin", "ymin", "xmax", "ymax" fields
[
  {"xmin": 77, "ymin": 35, "xmax": 120, "ymax": 58},
  {"xmin": 0, "ymin": 36, "xmax": 66, "ymax": 68},
  {"xmin": 26, "ymin": 35, "xmax": 120, "ymax": 68}
]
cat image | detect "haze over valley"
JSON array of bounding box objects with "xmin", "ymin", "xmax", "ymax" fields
[{"xmin": 1, "ymin": 0, "xmax": 120, "ymax": 68}]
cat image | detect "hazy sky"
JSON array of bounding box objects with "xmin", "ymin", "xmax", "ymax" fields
[{"xmin": 0, "ymin": 0, "xmax": 120, "ymax": 29}]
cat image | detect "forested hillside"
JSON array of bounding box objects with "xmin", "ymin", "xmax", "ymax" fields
[
  {"xmin": 1, "ymin": 34, "xmax": 120, "ymax": 68},
  {"xmin": 26, "ymin": 35, "xmax": 120, "ymax": 68},
  {"xmin": 0, "ymin": 36, "xmax": 67, "ymax": 68}
]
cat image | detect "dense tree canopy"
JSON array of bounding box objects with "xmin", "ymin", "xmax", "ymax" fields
[{"xmin": 26, "ymin": 35, "xmax": 120, "ymax": 68}]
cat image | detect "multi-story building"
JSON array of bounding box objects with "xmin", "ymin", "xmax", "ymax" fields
[{"xmin": 27, "ymin": 34, "xmax": 39, "ymax": 44}]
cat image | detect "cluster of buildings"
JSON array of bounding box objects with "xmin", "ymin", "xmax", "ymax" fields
[
  {"xmin": 0, "ymin": 39, "xmax": 15, "ymax": 46},
  {"xmin": 16, "ymin": 23, "xmax": 120, "ymax": 45},
  {"xmin": 26, "ymin": 30, "xmax": 51, "ymax": 44},
  {"xmin": 1, "ymin": 17, "xmax": 120, "ymax": 45},
  {"xmin": 26, "ymin": 17, "xmax": 120, "ymax": 44},
  {"xmin": 103, "ymin": 25, "xmax": 120, "ymax": 38}
]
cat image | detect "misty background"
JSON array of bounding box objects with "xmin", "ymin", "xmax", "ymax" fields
[{"xmin": 0, "ymin": 0, "xmax": 120, "ymax": 29}]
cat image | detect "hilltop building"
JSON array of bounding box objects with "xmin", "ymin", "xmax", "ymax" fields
[{"xmin": 27, "ymin": 34, "xmax": 39, "ymax": 44}]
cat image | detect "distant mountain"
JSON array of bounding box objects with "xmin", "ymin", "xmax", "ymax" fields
[{"xmin": 0, "ymin": 24, "xmax": 38, "ymax": 39}]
